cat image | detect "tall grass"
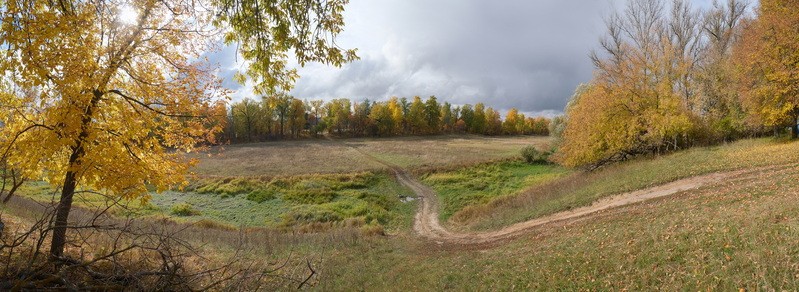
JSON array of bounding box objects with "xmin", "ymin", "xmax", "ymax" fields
[
  {"xmin": 17, "ymin": 172, "xmax": 418, "ymax": 233},
  {"xmin": 312, "ymin": 162, "xmax": 799, "ymax": 290},
  {"xmin": 420, "ymin": 161, "xmax": 569, "ymax": 221},
  {"xmin": 461, "ymin": 138, "xmax": 799, "ymax": 231}
]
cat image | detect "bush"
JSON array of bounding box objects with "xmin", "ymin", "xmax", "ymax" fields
[
  {"xmin": 246, "ymin": 189, "xmax": 276, "ymax": 203},
  {"xmin": 282, "ymin": 188, "xmax": 337, "ymax": 204},
  {"xmin": 171, "ymin": 203, "xmax": 201, "ymax": 216},
  {"xmin": 521, "ymin": 145, "xmax": 549, "ymax": 164}
]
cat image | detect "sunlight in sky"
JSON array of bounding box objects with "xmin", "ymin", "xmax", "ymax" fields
[{"xmin": 118, "ymin": 5, "xmax": 138, "ymax": 25}]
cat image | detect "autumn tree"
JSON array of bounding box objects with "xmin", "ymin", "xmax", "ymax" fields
[
  {"xmin": 309, "ymin": 99, "xmax": 325, "ymax": 136},
  {"xmin": 528, "ymin": 117, "xmax": 551, "ymax": 135},
  {"xmin": 288, "ymin": 98, "xmax": 307, "ymax": 138},
  {"xmin": 407, "ymin": 96, "xmax": 427, "ymax": 134},
  {"xmin": 0, "ymin": 0, "xmax": 356, "ymax": 260},
  {"xmin": 387, "ymin": 97, "xmax": 405, "ymax": 135},
  {"xmin": 369, "ymin": 102, "xmax": 395, "ymax": 136},
  {"xmin": 459, "ymin": 104, "xmax": 474, "ymax": 133},
  {"xmin": 440, "ymin": 102, "xmax": 455, "ymax": 133},
  {"xmin": 503, "ymin": 108, "xmax": 521, "ymax": 135},
  {"xmin": 231, "ymin": 98, "xmax": 265, "ymax": 141},
  {"xmin": 325, "ymin": 98, "xmax": 352, "ymax": 134},
  {"xmin": 351, "ymin": 99, "xmax": 372, "ymax": 136},
  {"xmin": 547, "ymin": 115, "xmax": 564, "ymax": 136},
  {"xmin": 558, "ymin": 0, "xmax": 702, "ymax": 167},
  {"xmin": 472, "ymin": 103, "xmax": 487, "ymax": 134},
  {"xmin": 699, "ymin": 0, "xmax": 749, "ymax": 140},
  {"xmin": 736, "ymin": 0, "xmax": 799, "ymax": 138},
  {"xmin": 424, "ymin": 96, "xmax": 441, "ymax": 134},
  {"xmin": 267, "ymin": 93, "xmax": 293, "ymax": 138},
  {"xmin": 485, "ymin": 107, "xmax": 502, "ymax": 135}
]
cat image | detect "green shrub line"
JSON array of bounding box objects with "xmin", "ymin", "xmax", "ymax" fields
[
  {"xmin": 183, "ymin": 171, "xmax": 410, "ymax": 230},
  {"xmin": 421, "ymin": 160, "xmax": 570, "ymax": 221},
  {"xmin": 171, "ymin": 203, "xmax": 201, "ymax": 216}
]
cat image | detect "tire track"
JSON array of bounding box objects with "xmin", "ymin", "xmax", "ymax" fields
[{"xmin": 333, "ymin": 137, "xmax": 774, "ymax": 245}]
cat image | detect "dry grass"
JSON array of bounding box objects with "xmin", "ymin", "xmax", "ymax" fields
[
  {"xmin": 345, "ymin": 135, "xmax": 552, "ymax": 169},
  {"xmin": 0, "ymin": 196, "xmax": 379, "ymax": 290},
  {"xmin": 313, "ymin": 164, "xmax": 799, "ymax": 290},
  {"xmin": 189, "ymin": 139, "xmax": 383, "ymax": 177},
  {"xmin": 190, "ymin": 135, "xmax": 552, "ymax": 176},
  {"xmin": 454, "ymin": 138, "xmax": 799, "ymax": 231}
]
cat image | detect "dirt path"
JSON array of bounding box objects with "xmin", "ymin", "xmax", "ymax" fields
[
  {"xmin": 411, "ymin": 167, "xmax": 761, "ymax": 245},
  {"xmin": 333, "ymin": 137, "xmax": 756, "ymax": 245}
]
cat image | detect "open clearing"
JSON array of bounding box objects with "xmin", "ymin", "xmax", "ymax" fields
[
  {"xmin": 334, "ymin": 137, "xmax": 799, "ymax": 246},
  {"xmin": 190, "ymin": 135, "xmax": 551, "ymax": 177},
  {"xmin": 8, "ymin": 136, "xmax": 799, "ymax": 289}
]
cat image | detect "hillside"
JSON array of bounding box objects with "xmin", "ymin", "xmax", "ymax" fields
[{"xmin": 4, "ymin": 136, "xmax": 799, "ymax": 289}]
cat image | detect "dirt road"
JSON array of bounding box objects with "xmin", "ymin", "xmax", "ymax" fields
[
  {"xmin": 406, "ymin": 168, "xmax": 746, "ymax": 245},
  {"xmin": 337, "ymin": 138, "xmax": 754, "ymax": 245}
]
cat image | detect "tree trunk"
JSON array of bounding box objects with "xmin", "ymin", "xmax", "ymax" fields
[
  {"xmin": 50, "ymin": 168, "xmax": 78, "ymax": 260},
  {"xmin": 792, "ymin": 114, "xmax": 799, "ymax": 139},
  {"xmin": 51, "ymin": 90, "xmax": 99, "ymax": 261},
  {"xmin": 279, "ymin": 114, "xmax": 285, "ymax": 138}
]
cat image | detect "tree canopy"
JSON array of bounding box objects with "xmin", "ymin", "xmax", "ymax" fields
[
  {"xmin": 0, "ymin": 0, "xmax": 356, "ymax": 259},
  {"xmin": 556, "ymin": 0, "xmax": 757, "ymax": 168},
  {"xmin": 222, "ymin": 95, "xmax": 552, "ymax": 141}
]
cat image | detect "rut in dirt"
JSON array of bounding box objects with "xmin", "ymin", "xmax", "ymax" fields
[{"xmin": 333, "ymin": 138, "xmax": 766, "ymax": 246}]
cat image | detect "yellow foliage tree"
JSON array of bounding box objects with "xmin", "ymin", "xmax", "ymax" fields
[
  {"xmin": 503, "ymin": 108, "xmax": 520, "ymax": 135},
  {"xmin": 0, "ymin": 0, "xmax": 355, "ymax": 260},
  {"xmin": 736, "ymin": 0, "xmax": 799, "ymax": 138},
  {"xmin": 557, "ymin": 0, "xmax": 698, "ymax": 167}
]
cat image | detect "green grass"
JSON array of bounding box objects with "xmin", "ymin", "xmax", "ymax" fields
[
  {"xmin": 419, "ymin": 161, "xmax": 569, "ymax": 221},
  {"xmin": 307, "ymin": 161, "xmax": 799, "ymax": 290},
  {"xmin": 17, "ymin": 172, "xmax": 417, "ymax": 232},
  {"xmin": 461, "ymin": 138, "xmax": 799, "ymax": 231},
  {"xmin": 183, "ymin": 172, "xmax": 416, "ymax": 230},
  {"xmin": 8, "ymin": 137, "xmax": 799, "ymax": 290}
]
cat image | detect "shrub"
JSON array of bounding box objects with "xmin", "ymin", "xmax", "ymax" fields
[
  {"xmin": 171, "ymin": 203, "xmax": 201, "ymax": 216},
  {"xmin": 246, "ymin": 189, "xmax": 276, "ymax": 203},
  {"xmin": 282, "ymin": 188, "xmax": 337, "ymax": 204},
  {"xmin": 194, "ymin": 219, "xmax": 235, "ymax": 230},
  {"xmin": 281, "ymin": 206, "xmax": 342, "ymax": 225},
  {"xmin": 521, "ymin": 145, "xmax": 549, "ymax": 164},
  {"xmin": 355, "ymin": 191, "xmax": 394, "ymax": 210}
]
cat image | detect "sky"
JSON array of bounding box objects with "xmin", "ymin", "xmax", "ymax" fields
[{"xmin": 214, "ymin": 0, "xmax": 722, "ymax": 117}]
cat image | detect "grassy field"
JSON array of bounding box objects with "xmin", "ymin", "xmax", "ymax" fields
[
  {"xmin": 452, "ymin": 138, "xmax": 799, "ymax": 231},
  {"xmin": 6, "ymin": 137, "xmax": 799, "ymax": 289},
  {"xmin": 17, "ymin": 135, "xmax": 549, "ymax": 233},
  {"xmin": 18, "ymin": 172, "xmax": 417, "ymax": 232},
  {"xmin": 345, "ymin": 135, "xmax": 551, "ymax": 169},
  {"xmin": 420, "ymin": 161, "xmax": 570, "ymax": 222},
  {"xmin": 311, "ymin": 162, "xmax": 799, "ymax": 290},
  {"xmin": 191, "ymin": 135, "xmax": 551, "ymax": 176}
]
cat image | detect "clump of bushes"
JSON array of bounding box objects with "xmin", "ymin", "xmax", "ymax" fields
[
  {"xmin": 186, "ymin": 172, "xmax": 401, "ymax": 232},
  {"xmin": 246, "ymin": 189, "xmax": 276, "ymax": 203},
  {"xmin": 281, "ymin": 188, "xmax": 337, "ymax": 204},
  {"xmin": 171, "ymin": 203, "xmax": 201, "ymax": 216},
  {"xmin": 521, "ymin": 145, "xmax": 550, "ymax": 164}
]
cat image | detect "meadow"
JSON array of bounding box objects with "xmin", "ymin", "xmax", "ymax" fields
[
  {"xmin": 16, "ymin": 135, "xmax": 551, "ymax": 233},
  {"xmin": 7, "ymin": 135, "xmax": 799, "ymax": 289},
  {"xmin": 191, "ymin": 135, "xmax": 551, "ymax": 176}
]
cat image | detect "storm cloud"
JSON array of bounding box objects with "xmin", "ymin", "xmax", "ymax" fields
[{"xmin": 216, "ymin": 0, "xmax": 631, "ymax": 115}]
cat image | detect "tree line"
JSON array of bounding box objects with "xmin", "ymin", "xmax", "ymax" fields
[
  {"xmin": 556, "ymin": 0, "xmax": 799, "ymax": 168},
  {"xmin": 222, "ymin": 94, "xmax": 552, "ymax": 142}
]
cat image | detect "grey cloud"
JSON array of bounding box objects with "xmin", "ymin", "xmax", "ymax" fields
[{"xmin": 216, "ymin": 0, "xmax": 621, "ymax": 115}]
